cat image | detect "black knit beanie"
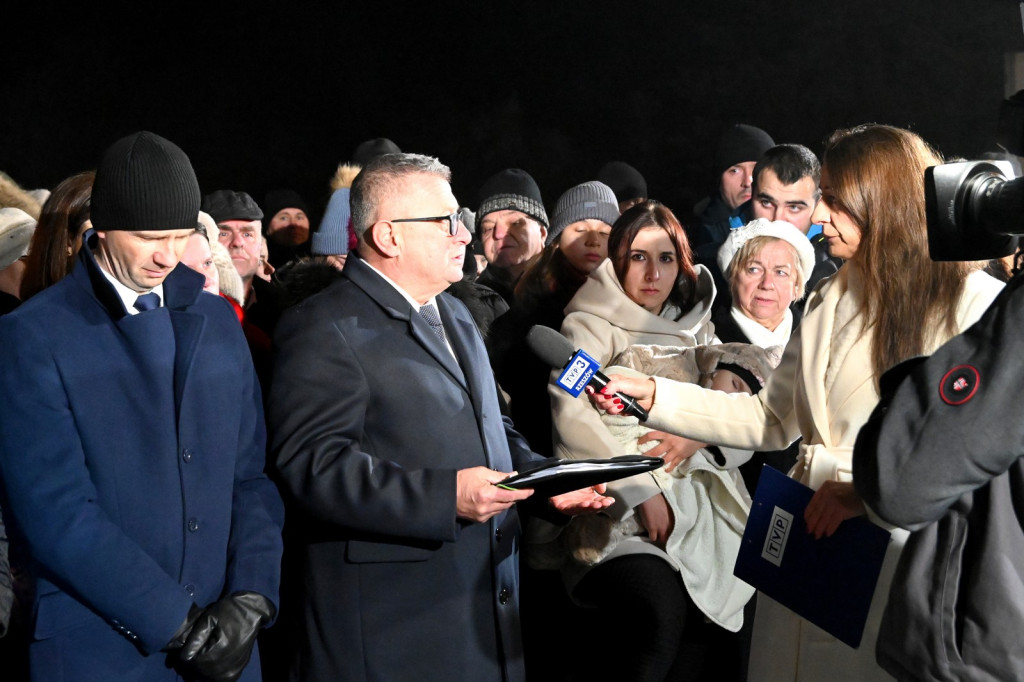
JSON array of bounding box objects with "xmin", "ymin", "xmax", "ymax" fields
[
  {"xmin": 597, "ymin": 161, "xmax": 647, "ymax": 203},
  {"xmin": 261, "ymin": 189, "xmax": 309, "ymax": 235},
  {"xmin": 714, "ymin": 124, "xmax": 775, "ymax": 175},
  {"xmin": 90, "ymin": 131, "xmax": 201, "ymax": 232},
  {"xmin": 201, "ymin": 190, "xmax": 264, "ymax": 224},
  {"xmin": 476, "ymin": 168, "xmax": 548, "ymax": 229},
  {"xmin": 352, "ymin": 138, "xmax": 401, "ymax": 167}
]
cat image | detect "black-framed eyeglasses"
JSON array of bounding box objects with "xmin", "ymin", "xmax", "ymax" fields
[{"xmin": 390, "ymin": 212, "xmax": 462, "ymax": 237}]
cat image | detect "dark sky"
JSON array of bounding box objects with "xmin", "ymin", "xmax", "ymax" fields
[{"xmin": 3, "ymin": 1, "xmax": 1023, "ymax": 219}]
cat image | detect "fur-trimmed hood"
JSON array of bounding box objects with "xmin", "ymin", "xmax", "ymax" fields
[
  {"xmin": 0, "ymin": 172, "xmax": 43, "ymax": 219},
  {"xmin": 330, "ymin": 164, "xmax": 361, "ymax": 191}
]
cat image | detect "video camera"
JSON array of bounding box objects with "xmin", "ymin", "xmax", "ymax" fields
[{"xmin": 926, "ymin": 160, "xmax": 1024, "ymax": 261}]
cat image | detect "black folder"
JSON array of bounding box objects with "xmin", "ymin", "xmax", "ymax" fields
[
  {"xmin": 733, "ymin": 465, "xmax": 891, "ymax": 648},
  {"xmin": 496, "ymin": 455, "xmax": 663, "ymax": 497}
]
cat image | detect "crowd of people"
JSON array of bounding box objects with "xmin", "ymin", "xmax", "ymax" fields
[{"xmin": 0, "ymin": 122, "xmax": 1020, "ymax": 682}]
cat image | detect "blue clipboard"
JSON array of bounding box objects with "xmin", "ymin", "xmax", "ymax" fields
[{"xmin": 733, "ymin": 466, "xmax": 891, "ymax": 648}]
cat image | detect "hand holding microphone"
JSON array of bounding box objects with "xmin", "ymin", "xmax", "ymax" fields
[{"xmin": 526, "ymin": 325, "xmax": 653, "ymax": 421}]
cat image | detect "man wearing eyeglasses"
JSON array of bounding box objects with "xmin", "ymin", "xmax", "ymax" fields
[{"xmin": 267, "ymin": 152, "xmax": 610, "ymax": 682}]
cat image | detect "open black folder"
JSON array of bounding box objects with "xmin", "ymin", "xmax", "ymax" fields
[
  {"xmin": 733, "ymin": 465, "xmax": 891, "ymax": 648},
  {"xmin": 496, "ymin": 455, "xmax": 663, "ymax": 497}
]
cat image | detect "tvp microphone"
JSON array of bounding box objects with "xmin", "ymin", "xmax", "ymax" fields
[{"xmin": 526, "ymin": 325, "xmax": 649, "ymax": 421}]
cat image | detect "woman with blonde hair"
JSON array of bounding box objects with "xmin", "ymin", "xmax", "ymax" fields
[{"xmin": 592, "ymin": 124, "xmax": 1005, "ymax": 681}]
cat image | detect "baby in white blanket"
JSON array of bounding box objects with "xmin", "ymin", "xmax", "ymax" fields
[{"xmin": 563, "ymin": 342, "xmax": 781, "ymax": 631}]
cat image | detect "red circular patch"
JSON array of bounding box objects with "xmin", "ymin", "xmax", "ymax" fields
[{"xmin": 939, "ymin": 365, "xmax": 980, "ymax": 406}]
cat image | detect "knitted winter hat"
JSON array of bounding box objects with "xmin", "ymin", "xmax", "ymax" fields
[
  {"xmin": 0, "ymin": 207, "xmax": 36, "ymax": 270},
  {"xmin": 547, "ymin": 181, "xmax": 619, "ymax": 245},
  {"xmin": 715, "ymin": 124, "xmax": 775, "ymax": 175},
  {"xmin": 717, "ymin": 217, "xmax": 816, "ymax": 286},
  {"xmin": 597, "ymin": 161, "xmax": 647, "ymax": 203},
  {"xmin": 90, "ymin": 131, "xmax": 201, "ymax": 232},
  {"xmin": 694, "ymin": 342, "xmax": 783, "ymax": 395},
  {"xmin": 261, "ymin": 189, "xmax": 309, "ymax": 235},
  {"xmin": 352, "ymin": 138, "xmax": 401, "ymax": 167},
  {"xmin": 201, "ymin": 190, "xmax": 263, "ymax": 223},
  {"xmin": 312, "ymin": 187, "xmax": 351, "ymax": 256},
  {"xmin": 477, "ymin": 168, "xmax": 549, "ymax": 229}
]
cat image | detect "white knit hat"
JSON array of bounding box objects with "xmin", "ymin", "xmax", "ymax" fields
[
  {"xmin": 0, "ymin": 207, "xmax": 37, "ymax": 270},
  {"xmin": 717, "ymin": 218, "xmax": 815, "ymax": 284}
]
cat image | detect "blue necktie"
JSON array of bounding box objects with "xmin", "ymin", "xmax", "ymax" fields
[
  {"xmin": 418, "ymin": 304, "xmax": 448, "ymax": 345},
  {"xmin": 134, "ymin": 292, "xmax": 161, "ymax": 312}
]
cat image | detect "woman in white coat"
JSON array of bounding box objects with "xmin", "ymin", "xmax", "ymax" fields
[
  {"xmin": 591, "ymin": 124, "xmax": 1005, "ymax": 682},
  {"xmin": 548, "ymin": 200, "xmax": 731, "ymax": 681}
]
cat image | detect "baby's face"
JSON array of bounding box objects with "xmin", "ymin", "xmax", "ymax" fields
[{"xmin": 706, "ymin": 368, "xmax": 754, "ymax": 395}]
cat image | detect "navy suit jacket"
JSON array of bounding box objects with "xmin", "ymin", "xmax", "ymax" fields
[
  {"xmin": 0, "ymin": 236, "xmax": 284, "ymax": 681},
  {"xmin": 269, "ymin": 254, "xmax": 541, "ymax": 682}
]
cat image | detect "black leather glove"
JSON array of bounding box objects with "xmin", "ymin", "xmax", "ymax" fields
[
  {"xmin": 163, "ymin": 603, "xmax": 203, "ymax": 651},
  {"xmin": 178, "ymin": 591, "xmax": 276, "ymax": 682}
]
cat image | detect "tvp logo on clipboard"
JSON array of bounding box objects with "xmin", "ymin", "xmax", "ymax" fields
[{"xmin": 556, "ymin": 349, "xmax": 600, "ymax": 397}]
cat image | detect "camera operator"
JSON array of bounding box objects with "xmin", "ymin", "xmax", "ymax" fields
[{"xmin": 853, "ymin": 161, "xmax": 1024, "ymax": 681}]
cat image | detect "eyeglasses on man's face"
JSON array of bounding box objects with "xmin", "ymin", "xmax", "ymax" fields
[{"xmin": 390, "ymin": 212, "xmax": 463, "ymax": 237}]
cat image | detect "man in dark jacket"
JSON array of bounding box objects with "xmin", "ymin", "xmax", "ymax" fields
[
  {"xmin": 0, "ymin": 131, "xmax": 284, "ymax": 681},
  {"xmin": 690, "ymin": 123, "xmax": 774, "ymax": 258},
  {"xmin": 474, "ymin": 168, "xmax": 549, "ymax": 306},
  {"xmin": 268, "ymin": 152, "xmax": 609, "ymax": 682}
]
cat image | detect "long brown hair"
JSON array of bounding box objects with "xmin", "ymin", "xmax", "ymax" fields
[
  {"xmin": 21, "ymin": 171, "xmax": 94, "ymax": 299},
  {"xmin": 822, "ymin": 124, "xmax": 982, "ymax": 380},
  {"xmin": 608, "ymin": 200, "xmax": 698, "ymax": 317}
]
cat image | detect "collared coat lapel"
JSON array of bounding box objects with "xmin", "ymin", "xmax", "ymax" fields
[{"xmin": 344, "ymin": 255, "xmax": 468, "ymax": 390}]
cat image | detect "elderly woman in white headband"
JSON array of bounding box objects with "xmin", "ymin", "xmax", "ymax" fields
[{"xmin": 712, "ymin": 218, "xmax": 816, "ymax": 350}]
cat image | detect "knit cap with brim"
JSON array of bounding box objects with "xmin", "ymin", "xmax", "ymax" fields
[
  {"xmin": 476, "ymin": 168, "xmax": 548, "ymax": 229},
  {"xmin": 90, "ymin": 131, "xmax": 201, "ymax": 232},
  {"xmin": 201, "ymin": 190, "xmax": 264, "ymax": 224},
  {"xmin": 0, "ymin": 207, "xmax": 36, "ymax": 270},
  {"xmin": 547, "ymin": 181, "xmax": 620, "ymax": 245}
]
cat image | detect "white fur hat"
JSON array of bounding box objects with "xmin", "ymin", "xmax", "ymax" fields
[
  {"xmin": 717, "ymin": 218, "xmax": 816, "ymax": 285},
  {"xmin": 0, "ymin": 207, "xmax": 37, "ymax": 270}
]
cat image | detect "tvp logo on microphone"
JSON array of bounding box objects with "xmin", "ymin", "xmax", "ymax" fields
[{"xmin": 555, "ymin": 350, "xmax": 599, "ymax": 397}]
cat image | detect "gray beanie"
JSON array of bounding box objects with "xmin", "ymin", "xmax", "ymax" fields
[{"xmin": 547, "ymin": 181, "xmax": 619, "ymax": 245}]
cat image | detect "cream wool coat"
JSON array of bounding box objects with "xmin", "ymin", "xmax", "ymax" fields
[
  {"xmin": 644, "ymin": 265, "xmax": 1004, "ymax": 682},
  {"xmin": 550, "ymin": 258, "xmax": 717, "ymax": 520}
]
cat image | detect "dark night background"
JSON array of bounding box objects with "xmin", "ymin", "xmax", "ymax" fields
[{"xmin": 4, "ymin": 1, "xmax": 1024, "ymax": 222}]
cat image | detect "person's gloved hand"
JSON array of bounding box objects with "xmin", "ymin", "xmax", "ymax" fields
[
  {"xmin": 179, "ymin": 591, "xmax": 276, "ymax": 682},
  {"xmin": 163, "ymin": 603, "xmax": 203, "ymax": 651}
]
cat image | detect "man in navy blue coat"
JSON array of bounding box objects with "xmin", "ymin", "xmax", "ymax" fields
[
  {"xmin": 0, "ymin": 131, "xmax": 284, "ymax": 681},
  {"xmin": 268, "ymin": 153, "xmax": 610, "ymax": 682}
]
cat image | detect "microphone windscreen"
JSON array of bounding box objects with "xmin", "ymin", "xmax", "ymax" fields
[{"xmin": 526, "ymin": 325, "xmax": 575, "ymax": 369}]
